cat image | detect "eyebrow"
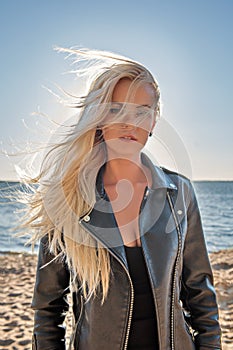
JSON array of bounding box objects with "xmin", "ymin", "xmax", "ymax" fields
[
  {"xmin": 136, "ymin": 104, "xmax": 152, "ymax": 108},
  {"xmin": 111, "ymin": 102, "xmax": 152, "ymax": 108}
]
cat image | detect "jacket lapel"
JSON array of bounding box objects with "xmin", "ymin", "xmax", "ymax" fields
[
  {"xmin": 139, "ymin": 187, "xmax": 179, "ymax": 287},
  {"xmin": 80, "ymin": 198, "xmax": 128, "ymax": 267}
]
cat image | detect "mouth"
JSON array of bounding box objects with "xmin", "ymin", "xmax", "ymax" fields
[{"xmin": 119, "ymin": 135, "xmax": 137, "ymax": 142}]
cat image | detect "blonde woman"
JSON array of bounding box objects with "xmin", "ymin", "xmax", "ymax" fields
[{"xmin": 28, "ymin": 48, "xmax": 221, "ymax": 349}]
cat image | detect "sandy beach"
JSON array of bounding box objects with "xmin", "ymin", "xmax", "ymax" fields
[{"xmin": 0, "ymin": 250, "xmax": 232, "ymax": 350}]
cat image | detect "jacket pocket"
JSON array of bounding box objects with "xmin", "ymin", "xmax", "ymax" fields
[
  {"xmin": 184, "ymin": 318, "xmax": 196, "ymax": 342},
  {"xmin": 182, "ymin": 308, "xmax": 197, "ymax": 345},
  {"xmin": 176, "ymin": 300, "xmax": 196, "ymax": 348}
]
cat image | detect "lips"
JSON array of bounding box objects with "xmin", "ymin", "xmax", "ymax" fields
[{"xmin": 119, "ymin": 134, "xmax": 137, "ymax": 141}]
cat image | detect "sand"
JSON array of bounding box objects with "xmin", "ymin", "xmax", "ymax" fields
[{"xmin": 0, "ymin": 250, "xmax": 232, "ymax": 350}]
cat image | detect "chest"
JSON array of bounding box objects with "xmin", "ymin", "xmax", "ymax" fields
[{"xmin": 104, "ymin": 181, "xmax": 147, "ymax": 246}]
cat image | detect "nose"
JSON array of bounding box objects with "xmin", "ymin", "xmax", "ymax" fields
[
  {"xmin": 119, "ymin": 111, "xmax": 137, "ymax": 129},
  {"xmin": 119, "ymin": 121, "xmax": 136, "ymax": 130}
]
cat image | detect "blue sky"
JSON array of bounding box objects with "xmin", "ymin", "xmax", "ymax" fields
[{"xmin": 0, "ymin": 0, "xmax": 232, "ymax": 180}]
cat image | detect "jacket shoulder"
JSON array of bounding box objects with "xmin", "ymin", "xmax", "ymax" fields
[
  {"xmin": 159, "ymin": 166, "xmax": 193, "ymax": 191},
  {"xmin": 160, "ymin": 166, "xmax": 191, "ymax": 181},
  {"xmin": 159, "ymin": 167, "xmax": 197, "ymax": 208}
]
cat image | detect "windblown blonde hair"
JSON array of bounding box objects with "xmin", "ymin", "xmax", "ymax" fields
[{"xmin": 20, "ymin": 47, "xmax": 160, "ymax": 303}]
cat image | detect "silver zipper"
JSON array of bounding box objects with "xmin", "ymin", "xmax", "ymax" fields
[
  {"xmin": 79, "ymin": 221, "xmax": 134, "ymax": 350},
  {"xmin": 122, "ymin": 267, "xmax": 134, "ymax": 350},
  {"xmin": 166, "ymin": 191, "xmax": 182, "ymax": 350}
]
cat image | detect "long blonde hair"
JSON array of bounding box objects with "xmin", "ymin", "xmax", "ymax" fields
[{"xmin": 20, "ymin": 48, "xmax": 160, "ymax": 302}]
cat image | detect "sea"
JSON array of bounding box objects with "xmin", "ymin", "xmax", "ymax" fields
[{"xmin": 0, "ymin": 181, "xmax": 232, "ymax": 254}]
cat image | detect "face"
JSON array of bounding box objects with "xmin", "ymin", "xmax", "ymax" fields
[{"xmin": 102, "ymin": 78, "xmax": 157, "ymax": 157}]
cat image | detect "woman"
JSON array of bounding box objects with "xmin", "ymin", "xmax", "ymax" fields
[{"xmin": 28, "ymin": 48, "xmax": 221, "ymax": 349}]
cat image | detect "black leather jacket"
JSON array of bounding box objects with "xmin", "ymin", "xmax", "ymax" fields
[{"xmin": 31, "ymin": 154, "xmax": 221, "ymax": 349}]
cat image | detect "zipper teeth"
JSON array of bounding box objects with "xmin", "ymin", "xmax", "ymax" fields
[
  {"xmin": 79, "ymin": 221, "xmax": 134, "ymax": 350},
  {"xmin": 123, "ymin": 270, "xmax": 134, "ymax": 350},
  {"xmin": 167, "ymin": 191, "xmax": 182, "ymax": 350}
]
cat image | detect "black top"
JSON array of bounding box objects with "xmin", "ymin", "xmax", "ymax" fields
[{"xmin": 124, "ymin": 245, "xmax": 159, "ymax": 349}]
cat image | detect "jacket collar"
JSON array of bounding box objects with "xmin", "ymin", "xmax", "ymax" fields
[
  {"xmin": 140, "ymin": 153, "xmax": 177, "ymax": 191},
  {"xmin": 96, "ymin": 152, "xmax": 177, "ymax": 200}
]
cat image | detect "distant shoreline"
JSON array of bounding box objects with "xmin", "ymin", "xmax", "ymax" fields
[{"xmin": 0, "ymin": 249, "xmax": 38, "ymax": 256}]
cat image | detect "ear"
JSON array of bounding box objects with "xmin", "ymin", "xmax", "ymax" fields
[
  {"xmin": 150, "ymin": 113, "xmax": 156, "ymax": 133},
  {"xmin": 94, "ymin": 128, "xmax": 104, "ymax": 144},
  {"xmin": 151, "ymin": 119, "xmax": 156, "ymax": 130}
]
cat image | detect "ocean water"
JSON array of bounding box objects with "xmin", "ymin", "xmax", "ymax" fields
[
  {"xmin": 193, "ymin": 181, "xmax": 233, "ymax": 252},
  {"xmin": 0, "ymin": 181, "xmax": 232, "ymax": 253}
]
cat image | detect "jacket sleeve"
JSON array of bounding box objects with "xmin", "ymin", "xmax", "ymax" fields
[
  {"xmin": 181, "ymin": 182, "xmax": 222, "ymax": 349},
  {"xmin": 31, "ymin": 235, "xmax": 70, "ymax": 350}
]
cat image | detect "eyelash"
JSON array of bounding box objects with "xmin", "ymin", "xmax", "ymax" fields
[{"xmin": 110, "ymin": 108, "xmax": 121, "ymax": 114}]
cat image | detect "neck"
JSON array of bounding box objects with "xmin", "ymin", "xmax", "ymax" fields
[{"xmin": 103, "ymin": 155, "xmax": 150, "ymax": 186}]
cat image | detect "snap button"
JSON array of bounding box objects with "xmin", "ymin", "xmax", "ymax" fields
[
  {"xmin": 83, "ymin": 215, "xmax": 90, "ymax": 222},
  {"xmin": 177, "ymin": 210, "xmax": 183, "ymax": 215}
]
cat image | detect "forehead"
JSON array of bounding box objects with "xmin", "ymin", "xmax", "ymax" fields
[{"xmin": 112, "ymin": 78, "xmax": 156, "ymax": 106}]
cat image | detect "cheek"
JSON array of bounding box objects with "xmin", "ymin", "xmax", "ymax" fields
[
  {"xmin": 102, "ymin": 128, "xmax": 117, "ymax": 141},
  {"xmin": 137, "ymin": 127, "xmax": 150, "ymax": 139},
  {"xmin": 136, "ymin": 115, "xmax": 155, "ymax": 132}
]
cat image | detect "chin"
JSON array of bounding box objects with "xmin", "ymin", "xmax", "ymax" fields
[{"xmin": 105, "ymin": 140, "xmax": 144, "ymax": 158}]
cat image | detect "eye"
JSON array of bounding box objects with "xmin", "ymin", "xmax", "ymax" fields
[
  {"xmin": 110, "ymin": 107, "xmax": 121, "ymax": 114},
  {"xmin": 136, "ymin": 107, "xmax": 150, "ymax": 118},
  {"xmin": 136, "ymin": 110, "xmax": 146, "ymax": 117}
]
